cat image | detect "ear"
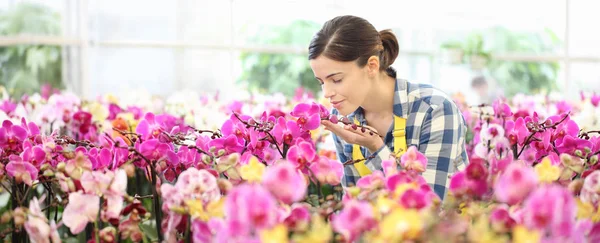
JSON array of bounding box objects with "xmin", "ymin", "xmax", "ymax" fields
[{"xmin": 366, "ymin": 56, "xmax": 380, "ymax": 77}]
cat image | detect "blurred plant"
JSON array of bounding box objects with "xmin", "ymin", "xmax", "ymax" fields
[
  {"xmin": 486, "ymin": 27, "xmax": 562, "ymax": 97},
  {"xmin": 238, "ymin": 20, "xmax": 321, "ymax": 97},
  {"xmin": 440, "ymin": 27, "xmax": 561, "ymax": 97},
  {"xmin": 0, "ymin": 2, "xmax": 63, "ymax": 98}
]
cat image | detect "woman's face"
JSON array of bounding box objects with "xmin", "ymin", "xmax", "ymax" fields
[{"xmin": 310, "ymin": 55, "xmax": 371, "ymax": 116}]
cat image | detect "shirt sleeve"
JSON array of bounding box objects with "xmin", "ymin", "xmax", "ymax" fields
[
  {"xmin": 418, "ymin": 100, "xmax": 467, "ymax": 200},
  {"xmin": 364, "ymin": 144, "xmax": 393, "ymax": 172}
]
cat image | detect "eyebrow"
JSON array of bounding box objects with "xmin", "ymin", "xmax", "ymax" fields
[{"xmin": 315, "ymin": 72, "xmax": 342, "ymax": 81}]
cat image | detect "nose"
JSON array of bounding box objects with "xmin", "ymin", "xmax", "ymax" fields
[{"xmin": 322, "ymin": 82, "xmax": 335, "ymax": 99}]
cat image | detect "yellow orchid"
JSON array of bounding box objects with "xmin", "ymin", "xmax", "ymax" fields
[
  {"xmin": 292, "ymin": 215, "xmax": 332, "ymax": 243},
  {"xmin": 104, "ymin": 93, "xmax": 120, "ymax": 104},
  {"xmin": 576, "ymin": 199, "xmax": 600, "ymax": 222},
  {"xmin": 375, "ymin": 193, "xmax": 398, "ymax": 215},
  {"xmin": 468, "ymin": 215, "xmax": 508, "ymax": 243},
  {"xmin": 184, "ymin": 198, "xmax": 225, "ymax": 221},
  {"xmin": 260, "ymin": 224, "xmax": 288, "ymax": 243},
  {"xmin": 392, "ymin": 182, "xmax": 418, "ymax": 199},
  {"xmin": 377, "ymin": 207, "xmax": 423, "ymax": 241},
  {"xmin": 240, "ymin": 156, "xmax": 265, "ymax": 182},
  {"xmin": 512, "ymin": 225, "xmax": 541, "ymax": 243},
  {"xmin": 534, "ymin": 157, "xmax": 560, "ymax": 183},
  {"xmin": 85, "ymin": 101, "xmax": 109, "ymax": 123}
]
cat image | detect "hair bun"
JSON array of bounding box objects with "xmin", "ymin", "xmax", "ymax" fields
[{"xmin": 379, "ymin": 29, "xmax": 399, "ymax": 69}]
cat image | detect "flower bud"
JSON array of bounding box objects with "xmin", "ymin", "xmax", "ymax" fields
[
  {"xmin": 202, "ymin": 154, "xmax": 211, "ymax": 164},
  {"xmin": 217, "ymin": 178, "xmax": 233, "ymax": 195},
  {"xmin": 13, "ymin": 208, "xmax": 26, "ymax": 227},
  {"xmin": 43, "ymin": 170, "xmax": 54, "ymax": 177},
  {"xmin": 329, "ymin": 115, "xmax": 338, "ymax": 123},
  {"xmin": 40, "ymin": 164, "xmax": 50, "ymax": 171},
  {"xmin": 568, "ymin": 179, "xmax": 584, "ymax": 194},
  {"xmin": 124, "ymin": 163, "xmax": 135, "ymax": 177},
  {"xmin": 217, "ymin": 149, "xmax": 226, "ymax": 157},
  {"xmin": 67, "ymin": 179, "xmax": 76, "ymax": 192},
  {"xmin": 1, "ymin": 212, "xmax": 11, "ymax": 224},
  {"xmin": 575, "ymin": 150, "xmax": 583, "ymax": 157},
  {"xmin": 57, "ymin": 162, "xmax": 66, "ymax": 172},
  {"xmin": 590, "ymin": 155, "xmax": 599, "ymax": 165}
]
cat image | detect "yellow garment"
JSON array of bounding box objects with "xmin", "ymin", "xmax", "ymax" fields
[{"xmin": 352, "ymin": 116, "xmax": 407, "ymax": 176}]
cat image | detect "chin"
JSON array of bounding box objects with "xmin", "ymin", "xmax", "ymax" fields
[{"xmin": 337, "ymin": 106, "xmax": 359, "ymax": 116}]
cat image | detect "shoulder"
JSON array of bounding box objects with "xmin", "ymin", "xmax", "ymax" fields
[{"xmin": 404, "ymin": 79, "xmax": 460, "ymax": 113}]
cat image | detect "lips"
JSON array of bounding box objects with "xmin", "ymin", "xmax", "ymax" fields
[{"xmin": 331, "ymin": 100, "xmax": 345, "ymax": 108}]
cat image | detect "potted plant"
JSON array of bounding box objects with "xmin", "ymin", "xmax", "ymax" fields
[
  {"xmin": 463, "ymin": 33, "xmax": 491, "ymax": 70},
  {"xmin": 439, "ymin": 40, "xmax": 464, "ymax": 64}
]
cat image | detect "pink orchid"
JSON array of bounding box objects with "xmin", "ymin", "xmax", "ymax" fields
[
  {"xmin": 272, "ymin": 116, "xmax": 302, "ymax": 146},
  {"xmin": 283, "ymin": 204, "xmax": 311, "ymax": 230},
  {"xmin": 286, "ymin": 140, "xmax": 318, "ymax": 172},
  {"xmin": 262, "ymin": 161, "xmax": 306, "ymax": 204},
  {"xmin": 176, "ymin": 167, "xmax": 220, "ymax": 205},
  {"xmin": 107, "ymin": 103, "xmax": 124, "ymax": 120},
  {"xmin": 448, "ymin": 171, "xmax": 488, "ymax": 198},
  {"xmin": 0, "ymin": 99, "xmax": 17, "ymax": 115},
  {"xmin": 382, "ymin": 159, "xmax": 399, "ymax": 176},
  {"xmin": 86, "ymin": 147, "xmax": 112, "ymax": 170},
  {"xmin": 104, "ymin": 169, "xmax": 128, "ymax": 220},
  {"xmin": 386, "ymin": 171, "xmax": 418, "ymax": 192},
  {"xmin": 493, "ymin": 100, "xmax": 513, "ymax": 118},
  {"xmin": 331, "ymin": 200, "xmax": 377, "ymax": 242},
  {"xmin": 581, "ymin": 171, "xmax": 600, "ymax": 206},
  {"xmin": 308, "ymin": 156, "xmax": 343, "ymax": 185},
  {"xmin": 0, "ymin": 120, "xmax": 28, "ymax": 153},
  {"xmin": 556, "ymin": 135, "xmax": 593, "ymax": 157},
  {"xmin": 71, "ymin": 111, "xmax": 93, "ymax": 134},
  {"xmin": 465, "ymin": 158, "xmax": 488, "ymax": 181},
  {"xmin": 488, "ymin": 152, "xmax": 514, "ymax": 175},
  {"xmin": 135, "ymin": 112, "xmax": 164, "ymax": 140},
  {"xmin": 290, "ymin": 102, "xmax": 321, "ymax": 130},
  {"xmin": 479, "ymin": 123, "xmax": 505, "ymax": 142},
  {"xmin": 80, "ymin": 170, "xmax": 112, "ymax": 195},
  {"xmin": 399, "ymin": 188, "xmax": 431, "ymax": 210},
  {"xmin": 357, "ymin": 170, "xmax": 386, "ymax": 190},
  {"xmin": 555, "ymin": 100, "xmax": 572, "ymax": 115},
  {"xmin": 63, "ymin": 192, "xmax": 100, "ymax": 234},
  {"xmin": 6, "ymin": 155, "xmax": 38, "ymax": 185},
  {"xmin": 20, "ymin": 117, "xmax": 40, "ymax": 138},
  {"xmin": 126, "ymin": 106, "xmax": 144, "ymax": 120},
  {"xmin": 592, "ymin": 93, "xmax": 600, "ymax": 107},
  {"xmin": 489, "ymin": 205, "xmax": 516, "ymax": 232},
  {"xmin": 400, "ymin": 146, "xmax": 428, "ymax": 173},
  {"xmin": 494, "ymin": 162, "xmax": 538, "ymax": 205},
  {"xmin": 20, "ymin": 142, "xmax": 46, "ymax": 168},
  {"xmin": 221, "ymin": 117, "xmax": 249, "ymax": 144},
  {"xmin": 138, "ymin": 139, "xmax": 179, "ymax": 166},
  {"xmin": 522, "ymin": 184, "xmax": 576, "ymax": 238},
  {"xmin": 225, "ymin": 183, "xmax": 278, "ymax": 234},
  {"xmin": 64, "ymin": 151, "xmax": 93, "ymax": 180},
  {"xmin": 208, "ymin": 134, "xmax": 245, "ymax": 156}
]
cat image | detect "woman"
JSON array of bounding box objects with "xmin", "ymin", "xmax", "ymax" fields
[{"xmin": 309, "ymin": 15, "xmax": 468, "ymax": 200}]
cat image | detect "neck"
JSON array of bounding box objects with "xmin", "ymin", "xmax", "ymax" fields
[{"xmin": 361, "ymin": 73, "xmax": 396, "ymax": 118}]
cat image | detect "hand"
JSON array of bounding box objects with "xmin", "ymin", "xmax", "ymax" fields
[{"xmin": 321, "ymin": 120, "xmax": 384, "ymax": 153}]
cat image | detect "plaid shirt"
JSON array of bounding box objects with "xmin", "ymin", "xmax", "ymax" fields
[{"xmin": 331, "ymin": 79, "xmax": 469, "ymax": 200}]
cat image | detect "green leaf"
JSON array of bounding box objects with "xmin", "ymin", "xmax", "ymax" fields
[
  {"xmin": 63, "ymin": 237, "xmax": 81, "ymax": 243},
  {"xmin": 139, "ymin": 220, "xmax": 159, "ymax": 242}
]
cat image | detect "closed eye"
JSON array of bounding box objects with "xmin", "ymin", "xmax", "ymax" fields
[{"xmin": 333, "ymin": 79, "xmax": 342, "ymax": 83}]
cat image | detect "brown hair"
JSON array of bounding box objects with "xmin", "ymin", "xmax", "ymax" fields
[{"xmin": 308, "ymin": 15, "xmax": 399, "ymax": 78}]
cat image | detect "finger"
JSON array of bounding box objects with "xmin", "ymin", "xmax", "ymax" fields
[{"xmin": 343, "ymin": 124, "xmax": 374, "ymax": 137}]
